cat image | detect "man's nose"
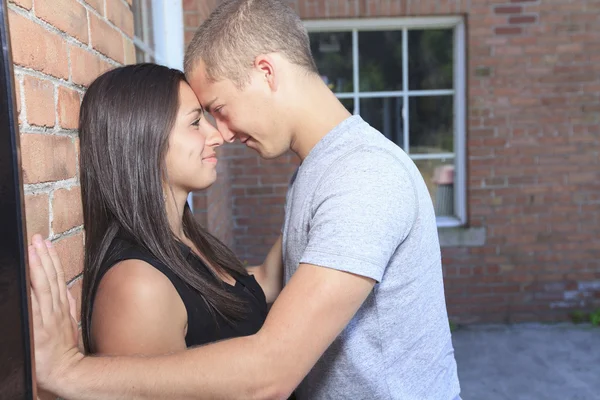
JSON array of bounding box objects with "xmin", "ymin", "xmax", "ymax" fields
[{"xmin": 216, "ymin": 120, "xmax": 235, "ymax": 143}]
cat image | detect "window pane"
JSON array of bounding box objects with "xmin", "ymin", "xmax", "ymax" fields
[
  {"xmin": 310, "ymin": 32, "xmax": 353, "ymax": 93},
  {"xmin": 144, "ymin": 0, "xmax": 154, "ymax": 49},
  {"xmin": 408, "ymin": 29, "xmax": 453, "ymax": 90},
  {"xmin": 135, "ymin": 46, "xmax": 146, "ymax": 63},
  {"xmin": 358, "ymin": 30, "xmax": 403, "ymax": 92},
  {"xmin": 413, "ymin": 158, "xmax": 455, "ymax": 217},
  {"xmin": 360, "ymin": 97, "xmax": 404, "ymax": 148},
  {"xmin": 339, "ymin": 98, "xmax": 354, "ymax": 114},
  {"xmin": 409, "ymin": 95, "xmax": 453, "ymax": 154},
  {"xmin": 132, "ymin": 0, "xmax": 144, "ymax": 40}
]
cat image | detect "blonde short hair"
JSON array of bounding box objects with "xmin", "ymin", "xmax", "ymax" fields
[{"xmin": 184, "ymin": 0, "xmax": 318, "ymax": 87}]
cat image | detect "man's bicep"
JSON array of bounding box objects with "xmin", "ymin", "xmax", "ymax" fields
[
  {"xmin": 304, "ymin": 163, "xmax": 416, "ymax": 281},
  {"xmin": 257, "ymin": 263, "xmax": 375, "ymax": 393}
]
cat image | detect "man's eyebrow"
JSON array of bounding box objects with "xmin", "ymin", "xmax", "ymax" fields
[{"xmin": 204, "ymin": 97, "xmax": 218, "ymax": 113}]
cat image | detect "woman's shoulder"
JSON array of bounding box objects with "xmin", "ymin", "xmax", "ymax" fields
[
  {"xmin": 92, "ymin": 257, "xmax": 188, "ymax": 355},
  {"xmin": 98, "ymin": 256, "xmax": 180, "ymax": 302}
]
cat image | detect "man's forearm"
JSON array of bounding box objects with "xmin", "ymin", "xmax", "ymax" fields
[{"xmin": 56, "ymin": 334, "xmax": 287, "ymax": 400}]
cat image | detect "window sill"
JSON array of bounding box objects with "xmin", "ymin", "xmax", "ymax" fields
[{"xmin": 437, "ymin": 224, "xmax": 486, "ymax": 248}]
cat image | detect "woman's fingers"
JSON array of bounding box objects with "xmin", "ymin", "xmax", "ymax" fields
[
  {"xmin": 46, "ymin": 239, "xmax": 68, "ymax": 309},
  {"xmin": 32, "ymin": 235, "xmax": 61, "ymax": 312},
  {"xmin": 28, "ymin": 243, "xmax": 54, "ymax": 318}
]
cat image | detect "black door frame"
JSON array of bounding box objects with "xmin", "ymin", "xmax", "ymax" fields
[{"xmin": 0, "ymin": 0, "xmax": 36, "ymax": 398}]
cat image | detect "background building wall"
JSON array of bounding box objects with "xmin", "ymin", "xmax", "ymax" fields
[{"xmin": 189, "ymin": 0, "xmax": 600, "ymax": 323}]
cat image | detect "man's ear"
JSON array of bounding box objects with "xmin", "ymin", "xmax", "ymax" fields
[{"xmin": 254, "ymin": 54, "xmax": 278, "ymax": 91}]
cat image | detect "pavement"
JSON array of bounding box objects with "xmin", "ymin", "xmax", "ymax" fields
[{"xmin": 452, "ymin": 323, "xmax": 600, "ymax": 400}]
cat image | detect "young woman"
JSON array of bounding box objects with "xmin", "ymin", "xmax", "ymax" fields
[{"xmin": 79, "ymin": 64, "xmax": 281, "ymax": 355}]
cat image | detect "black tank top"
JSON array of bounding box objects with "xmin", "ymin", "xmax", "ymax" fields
[{"xmin": 93, "ymin": 238, "xmax": 268, "ymax": 347}]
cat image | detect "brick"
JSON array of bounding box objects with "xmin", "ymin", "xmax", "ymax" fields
[
  {"xmin": 85, "ymin": 0, "xmax": 105, "ymax": 14},
  {"xmin": 90, "ymin": 12, "xmax": 125, "ymax": 63},
  {"xmin": 494, "ymin": 5, "xmax": 522, "ymax": 14},
  {"xmin": 184, "ymin": 30, "xmax": 195, "ymax": 45},
  {"xmin": 183, "ymin": 0, "xmax": 197, "ymax": 11},
  {"xmin": 8, "ymin": 0, "xmax": 32, "ymax": 10},
  {"xmin": 38, "ymin": 389, "xmax": 57, "ymax": 400},
  {"xmin": 123, "ymin": 38, "xmax": 135, "ymax": 65},
  {"xmin": 20, "ymin": 134, "xmax": 77, "ymax": 184},
  {"xmin": 15, "ymin": 77, "xmax": 22, "ymax": 121},
  {"xmin": 24, "ymin": 193, "xmax": 49, "ymax": 242},
  {"xmin": 494, "ymin": 26, "xmax": 523, "ymax": 35},
  {"xmin": 184, "ymin": 13, "xmax": 200, "ymax": 28},
  {"xmin": 106, "ymin": 0, "xmax": 134, "ymax": 37},
  {"xmin": 509, "ymin": 15, "xmax": 537, "ymax": 24},
  {"xmin": 35, "ymin": 0, "xmax": 89, "ymax": 44},
  {"xmin": 57, "ymin": 86, "xmax": 81, "ymax": 130},
  {"xmin": 23, "ymin": 76, "xmax": 55, "ymax": 127},
  {"xmin": 8, "ymin": 11, "xmax": 69, "ymax": 79},
  {"xmin": 70, "ymin": 45, "xmax": 113, "ymax": 87},
  {"xmin": 54, "ymin": 231, "xmax": 84, "ymax": 281},
  {"xmin": 52, "ymin": 186, "xmax": 83, "ymax": 234}
]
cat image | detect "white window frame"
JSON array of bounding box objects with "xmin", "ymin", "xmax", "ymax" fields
[{"xmin": 305, "ymin": 17, "xmax": 467, "ymax": 227}]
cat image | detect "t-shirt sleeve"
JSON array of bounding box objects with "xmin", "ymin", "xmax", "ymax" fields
[{"xmin": 300, "ymin": 148, "xmax": 417, "ymax": 282}]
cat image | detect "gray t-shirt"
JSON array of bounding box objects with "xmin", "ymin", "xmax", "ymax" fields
[{"xmin": 282, "ymin": 116, "xmax": 461, "ymax": 399}]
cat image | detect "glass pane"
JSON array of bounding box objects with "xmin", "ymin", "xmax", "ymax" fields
[
  {"xmin": 144, "ymin": 0, "xmax": 155, "ymax": 49},
  {"xmin": 408, "ymin": 29, "xmax": 453, "ymax": 90},
  {"xmin": 358, "ymin": 30, "xmax": 403, "ymax": 92},
  {"xmin": 409, "ymin": 95, "xmax": 453, "ymax": 154},
  {"xmin": 135, "ymin": 46, "xmax": 146, "ymax": 63},
  {"xmin": 360, "ymin": 97, "xmax": 404, "ymax": 148},
  {"xmin": 414, "ymin": 158, "xmax": 455, "ymax": 217},
  {"xmin": 339, "ymin": 98, "xmax": 354, "ymax": 114},
  {"xmin": 132, "ymin": 0, "xmax": 144, "ymax": 40},
  {"xmin": 309, "ymin": 32, "xmax": 353, "ymax": 93}
]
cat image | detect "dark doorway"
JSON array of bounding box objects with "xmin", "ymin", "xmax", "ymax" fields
[{"xmin": 0, "ymin": 0, "xmax": 36, "ymax": 398}]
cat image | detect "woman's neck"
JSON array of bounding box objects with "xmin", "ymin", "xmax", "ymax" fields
[{"xmin": 164, "ymin": 188, "xmax": 189, "ymax": 241}]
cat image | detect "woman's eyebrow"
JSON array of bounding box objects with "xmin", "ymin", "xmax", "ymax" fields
[{"xmin": 186, "ymin": 107, "xmax": 203, "ymax": 116}]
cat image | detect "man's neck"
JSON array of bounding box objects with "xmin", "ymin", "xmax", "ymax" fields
[{"xmin": 289, "ymin": 82, "xmax": 352, "ymax": 161}]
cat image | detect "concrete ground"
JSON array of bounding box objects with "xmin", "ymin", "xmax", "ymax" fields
[{"xmin": 452, "ymin": 323, "xmax": 600, "ymax": 400}]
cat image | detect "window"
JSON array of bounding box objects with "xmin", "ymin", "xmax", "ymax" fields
[
  {"xmin": 132, "ymin": 0, "xmax": 156, "ymax": 62},
  {"xmin": 306, "ymin": 17, "xmax": 466, "ymax": 227}
]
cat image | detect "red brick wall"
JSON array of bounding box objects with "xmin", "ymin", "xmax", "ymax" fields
[
  {"xmin": 8, "ymin": 0, "xmax": 134, "ymax": 396},
  {"xmin": 188, "ymin": 0, "xmax": 600, "ymax": 323}
]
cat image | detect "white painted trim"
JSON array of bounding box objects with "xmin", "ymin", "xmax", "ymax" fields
[
  {"xmin": 436, "ymin": 216, "xmax": 464, "ymax": 228},
  {"xmin": 410, "ymin": 153, "xmax": 455, "ymax": 161},
  {"xmin": 336, "ymin": 89, "xmax": 455, "ymax": 98},
  {"xmin": 352, "ymin": 29, "xmax": 359, "ymax": 114},
  {"xmin": 402, "ymin": 28, "xmax": 409, "ymax": 152},
  {"xmin": 152, "ymin": 0, "xmax": 185, "ymax": 70},
  {"xmin": 132, "ymin": 36, "xmax": 156, "ymax": 60},
  {"xmin": 304, "ymin": 16, "xmax": 463, "ymax": 32},
  {"xmin": 453, "ymin": 20, "xmax": 467, "ymax": 225}
]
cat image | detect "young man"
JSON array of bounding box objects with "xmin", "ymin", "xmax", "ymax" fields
[{"xmin": 30, "ymin": 0, "xmax": 461, "ymax": 398}]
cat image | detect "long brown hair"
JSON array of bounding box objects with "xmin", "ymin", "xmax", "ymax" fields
[{"xmin": 79, "ymin": 64, "xmax": 248, "ymax": 353}]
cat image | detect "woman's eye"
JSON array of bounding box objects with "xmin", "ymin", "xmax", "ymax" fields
[{"xmin": 191, "ymin": 118, "xmax": 200, "ymax": 127}]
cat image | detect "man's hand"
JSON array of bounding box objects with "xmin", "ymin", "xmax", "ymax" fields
[{"xmin": 29, "ymin": 234, "xmax": 83, "ymax": 393}]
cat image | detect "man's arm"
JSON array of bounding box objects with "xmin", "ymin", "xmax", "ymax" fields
[
  {"xmin": 247, "ymin": 235, "xmax": 283, "ymax": 303},
  {"xmin": 30, "ymin": 235, "xmax": 373, "ymax": 400}
]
